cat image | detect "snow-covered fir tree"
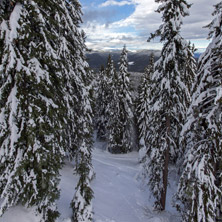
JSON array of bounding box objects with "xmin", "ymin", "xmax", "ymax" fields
[
  {"xmin": 175, "ymin": 2, "xmax": 222, "ymax": 221},
  {"xmin": 0, "ymin": 0, "xmax": 94, "ymax": 220},
  {"xmin": 105, "ymin": 55, "xmax": 120, "ymax": 152},
  {"xmin": 141, "ymin": 0, "xmax": 193, "ymax": 210},
  {"xmin": 71, "ymin": 94, "xmax": 94, "ymax": 222},
  {"xmin": 59, "ymin": 1, "xmax": 94, "ymax": 221},
  {"xmin": 184, "ymin": 42, "xmax": 197, "ymax": 93},
  {"xmin": 72, "ymin": 71, "xmax": 94, "ymax": 221},
  {"xmin": 96, "ymin": 55, "xmax": 116, "ymax": 142},
  {"xmin": 71, "ymin": 139, "xmax": 94, "ymax": 222},
  {"xmin": 0, "ymin": 1, "xmax": 66, "ymax": 220},
  {"xmin": 107, "ymin": 46, "xmax": 133, "ymax": 153},
  {"xmin": 0, "ymin": 0, "xmax": 16, "ymax": 19},
  {"xmin": 96, "ymin": 66, "xmax": 109, "ymax": 140},
  {"xmin": 137, "ymin": 53, "xmax": 154, "ymax": 160}
]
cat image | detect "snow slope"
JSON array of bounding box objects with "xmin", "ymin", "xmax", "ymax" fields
[
  {"xmin": 0, "ymin": 136, "xmax": 180, "ymax": 222},
  {"xmin": 92, "ymin": 141, "xmax": 147, "ymax": 222},
  {"xmin": 91, "ymin": 139, "xmax": 180, "ymax": 222}
]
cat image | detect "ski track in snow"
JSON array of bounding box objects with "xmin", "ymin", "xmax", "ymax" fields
[
  {"xmin": 0, "ymin": 138, "xmax": 180, "ymax": 222},
  {"xmin": 91, "ymin": 139, "xmax": 180, "ymax": 222}
]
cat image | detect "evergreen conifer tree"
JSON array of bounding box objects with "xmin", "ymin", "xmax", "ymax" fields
[
  {"xmin": 71, "ymin": 91, "xmax": 94, "ymax": 222},
  {"xmin": 184, "ymin": 42, "xmax": 197, "ymax": 93},
  {"xmin": 141, "ymin": 0, "xmax": 193, "ymax": 210},
  {"xmin": 0, "ymin": 0, "xmax": 94, "ymax": 220},
  {"xmin": 96, "ymin": 66, "xmax": 108, "ymax": 140},
  {"xmin": 175, "ymin": 2, "xmax": 222, "ymax": 221},
  {"xmin": 55, "ymin": 0, "xmax": 94, "ymax": 220},
  {"xmin": 0, "ymin": 1, "xmax": 66, "ymax": 220},
  {"xmin": 105, "ymin": 55, "xmax": 119, "ymax": 152},
  {"xmin": 107, "ymin": 46, "xmax": 133, "ymax": 153},
  {"xmin": 137, "ymin": 53, "xmax": 154, "ymax": 160},
  {"xmin": 71, "ymin": 140, "xmax": 94, "ymax": 222},
  {"xmin": 96, "ymin": 55, "xmax": 116, "ymax": 142}
]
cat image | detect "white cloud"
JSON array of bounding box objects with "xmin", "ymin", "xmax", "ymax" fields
[
  {"xmin": 82, "ymin": 0, "xmax": 219, "ymax": 51},
  {"xmin": 83, "ymin": 21, "xmax": 140, "ymax": 51},
  {"xmin": 100, "ymin": 0, "xmax": 134, "ymax": 7},
  {"xmin": 111, "ymin": 0, "xmax": 158, "ymax": 29},
  {"xmin": 111, "ymin": 0, "xmax": 218, "ymax": 38},
  {"xmin": 92, "ymin": 0, "xmax": 160, "ymax": 49},
  {"xmin": 84, "ymin": 22, "xmax": 162, "ymax": 51},
  {"xmin": 83, "ymin": 0, "xmax": 159, "ymax": 50}
]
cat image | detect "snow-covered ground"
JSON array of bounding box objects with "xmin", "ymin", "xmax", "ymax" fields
[{"xmin": 0, "ymin": 136, "xmax": 180, "ymax": 222}]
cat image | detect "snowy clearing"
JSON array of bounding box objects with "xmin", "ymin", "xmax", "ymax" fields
[{"xmin": 0, "ymin": 137, "xmax": 180, "ymax": 222}]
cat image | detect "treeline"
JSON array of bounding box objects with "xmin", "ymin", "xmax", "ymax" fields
[{"xmin": 95, "ymin": 46, "xmax": 134, "ymax": 154}]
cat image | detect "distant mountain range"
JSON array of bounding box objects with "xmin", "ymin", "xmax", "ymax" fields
[
  {"xmin": 86, "ymin": 50, "xmax": 161, "ymax": 73},
  {"xmin": 86, "ymin": 49, "xmax": 202, "ymax": 73}
]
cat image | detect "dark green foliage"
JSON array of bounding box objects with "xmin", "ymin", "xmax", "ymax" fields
[
  {"xmin": 71, "ymin": 142, "xmax": 94, "ymax": 222},
  {"xmin": 0, "ymin": 1, "xmax": 66, "ymax": 220},
  {"xmin": 184, "ymin": 42, "xmax": 197, "ymax": 93},
  {"xmin": 62, "ymin": 1, "xmax": 95, "ymax": 221},
  {"xmin": 136, "ymin": 53, "xmax": 154, "ymax": 154},
  {"xmin": 0, "ymin": 0, "xmax": 16, "ymax": 20},
  {"xmin": 0, "ymin": 0, "xmax": 94, "ymax": 221},
  {"xmin": 106, "ymin": 47, "xmax": 133, "ymax": 154},
  {"xmin": 96, "ymin": 66, "xmax": 108, "ymax": 140},
  {"xmin": 175, "ymin": 3, "xmax": 222, "ymax": 220},
  {"xmin": 140, "ymin": 0, "xmax": 193, "ymax": 210}
]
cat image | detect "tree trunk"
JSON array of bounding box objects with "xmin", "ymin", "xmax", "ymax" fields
[{"xmin": 160, "ymin": 114, "xmax": 170, "ymax": 210}]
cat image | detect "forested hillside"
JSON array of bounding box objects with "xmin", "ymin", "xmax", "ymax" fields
[{"xmin": 86, "ymin": 50, "xmax": 201, "ymax": 73}]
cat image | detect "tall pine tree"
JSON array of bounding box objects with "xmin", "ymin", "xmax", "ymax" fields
[
  {"xmin": 141, "ymin": 0, "xmax": 193, "ymax": 210},
  {"xmin": 184, "ymin": 42, "xmax": 197, "ymax": 94},
  {"xmin": 0, "ymin": 0, "xmax": 94, "ymax": 220},
  {"xmin": 175, "ymin": 2, "xmax": 222, "ymax": 221},
  {"xmin": 96, "ymin": 66, "xmax": 108, "ymax": 140},
  {"xmin": 137, "ymin": 53, "xmax": 155, "ymax": 161},
  {"xmin": 107, "ymin": 46, "xmax": 133, "ymax": 153},
  {"xmin": 0, "ymin": 1, "xmax": 66, "ymax": 220},
  {"xmin": 59, "ymin": 1, "xmax": 94, "ymax": 221},
  {"xmin": 105, "ymin": 55, "xmax": 120, "ymax": 152}
]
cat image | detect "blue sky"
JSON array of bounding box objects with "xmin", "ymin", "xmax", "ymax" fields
[
  {"xmin": 80, "ymin": 0, "xmax": 219, "ymax": 51},
  {"xmin": 81, "ymin": 0, "xmax": 135, "ymax": 23}
]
